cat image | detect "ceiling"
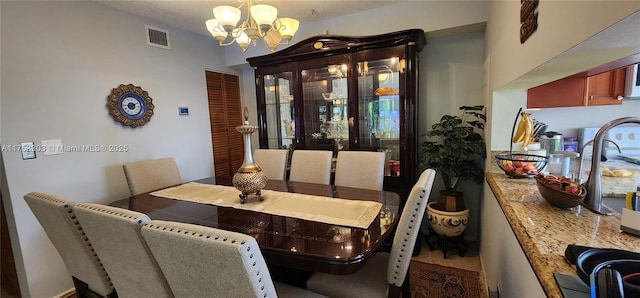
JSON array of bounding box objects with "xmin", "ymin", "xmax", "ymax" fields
[
  {"xmin": 94, "ymin": 0, "xmax": 403, "ymax": 38},
  {"xmin": 94, "ymin": 0, "xmax": 639, "ymax": 88}
]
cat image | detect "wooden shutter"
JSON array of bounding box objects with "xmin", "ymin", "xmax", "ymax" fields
[{"xmin": 206, "ymin": 71, "xmax": 244, "ymax": 185}]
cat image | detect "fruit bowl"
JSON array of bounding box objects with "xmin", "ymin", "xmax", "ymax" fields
[
  {"xmin": 495, "ymin": 152, "xmax": 548, "ymax": 178},
  {"xmin": 535, "ymin": 174, "xmax": 586, "ymax": 208}
]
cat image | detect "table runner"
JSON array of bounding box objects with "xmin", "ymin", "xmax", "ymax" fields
[{"xmin": 150, "ymin": 182, "xmax": 382, "ymax": 229}]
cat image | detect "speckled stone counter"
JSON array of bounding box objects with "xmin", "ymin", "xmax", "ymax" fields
[{"xmin": 485, "ymin": 170, "xmax": 640, "ymax": 298}]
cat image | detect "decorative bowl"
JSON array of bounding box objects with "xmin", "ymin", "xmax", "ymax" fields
[
  {"xmin": 495, "ymin": 152, "xmax": 548, "ymax": 178},
  {"xmin": 535, "ymin": 176, "xmax": 586, "ymax": 208},
  {"xmin": 321, "ymin": 92, "xmax": 336, "ymax": 100}
]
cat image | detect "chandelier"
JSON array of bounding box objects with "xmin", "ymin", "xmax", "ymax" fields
[{"xmin": 205, "ymin": 0, "xmax": 300, "ymax": 52}]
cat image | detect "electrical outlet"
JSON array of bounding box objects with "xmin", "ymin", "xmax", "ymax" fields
[{"xmin": 42, "ymin": 139, "xmax": 63, "ymax": 156}]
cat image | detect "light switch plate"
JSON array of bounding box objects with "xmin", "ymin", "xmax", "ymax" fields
[
  {"xmin": 42, "ymin": 139, "xmax": 63, "ymax": 156},
  {"xmin": 20, "ymin": 142, "xmax": 36, "ymax": 159}
]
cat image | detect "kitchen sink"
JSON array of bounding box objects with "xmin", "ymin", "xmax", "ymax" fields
[{"xmin": 601, "ymin": 196, "xmax": 627, "ymax": 214}]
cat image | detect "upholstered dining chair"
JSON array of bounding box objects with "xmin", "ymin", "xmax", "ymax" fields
[
  {"xmin": 74, "ymin": 203, "xmax": 174, "ymax": 298},
  {"xmin": 123, "ymin": 157, "xmax": 182, "ymax": 196},
  {"xmin": 306, "ymin": 168, "xmax": 437, "ymax": 298},
  {"xmin": 23, "ymin": 192, "xmax": 116, "ymax": 298},
  {"xmin": 253, "ymin": 148, "xmax": 289, "ymax": 180},
  {"xmin": 141, "ymin": 220, "xmax": 328, "ymax": 298},
  {"xmin": 288, "ymin": 150, "xmax": 333, "ymax": 184},
  {"xmin": 334, "ymin": 151, "xmax": 386, "ymax": 191}
]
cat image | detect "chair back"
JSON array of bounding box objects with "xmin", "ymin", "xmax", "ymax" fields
[
  {"xmin": 334, "ymin": 151, "xmax": 385, "ymax": 191},
  {"xmin": 141, "ymin": 220, "xmax": 278, "ymax": 297},
  {"xmin": 253, "ymin": 149, "xmax": 289, "ymax": 180},
  {"xmin": 74, "ymin": 203, "xmax": 174, "ymax": 298},
  {"xmin": 288, "ymin": 150, "xmax": 333, "ymax": 184},
  {"xmin": 123, "ymin": 157, "xmax": 182, "ymax": 196},
  {"xmin": 23, "ymin": 192, "xmax": 114, "ymax": 297},
  {"xmin": 387, "ymin": 169, "xmax": 436, "ymax": 287}
]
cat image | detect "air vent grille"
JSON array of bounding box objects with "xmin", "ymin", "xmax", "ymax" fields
[{"xmin": 145, "ymin": 25, "xmax": 171, "ymax": 50}]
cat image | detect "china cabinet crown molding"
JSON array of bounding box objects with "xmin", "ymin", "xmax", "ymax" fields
[{"xmin": 247, "ymin": 29, "xmax": 426, "ymax": 67}]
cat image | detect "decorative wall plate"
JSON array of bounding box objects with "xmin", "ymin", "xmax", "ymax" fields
[{"xmin": 107, "ymin": 84, "xmax": 155, "ymax": 128}]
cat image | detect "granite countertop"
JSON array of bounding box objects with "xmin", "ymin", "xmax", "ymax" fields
[{"xmin": 485, "ymin": 168, "xmax": 640, "ymax": 298}]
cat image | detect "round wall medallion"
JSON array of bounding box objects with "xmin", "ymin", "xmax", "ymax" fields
[{"xmin": 107, "ymin": 84, "xmax": 154, "ymax": 128}]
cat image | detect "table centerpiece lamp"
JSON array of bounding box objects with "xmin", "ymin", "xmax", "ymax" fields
[{"xmin": 233, "ymin": 106, "xmax": 268, "ymax": 203}]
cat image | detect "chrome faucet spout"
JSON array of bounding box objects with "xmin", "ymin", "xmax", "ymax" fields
[
  {"xmin": 583, "ymin": 117, "xmax": 640, "ymax": 215},
  {"xmin": 577, "ymin": 139, "xmax": 622, "ymax": 183}
]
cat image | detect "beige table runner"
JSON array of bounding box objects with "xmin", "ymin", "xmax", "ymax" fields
[{"xmin": 150, "ymin": 182, "xmax": 382, "ymax": 229}]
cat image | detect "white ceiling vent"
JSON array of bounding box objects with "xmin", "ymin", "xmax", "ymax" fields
[{"xmin": 145, "ymin": 25, "xmax": 171, "ymax": 50}]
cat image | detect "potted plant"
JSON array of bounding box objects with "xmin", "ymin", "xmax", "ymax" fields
[{"xmin": 420, "ymin": 105, "xmax": 486, "ymax": 237}]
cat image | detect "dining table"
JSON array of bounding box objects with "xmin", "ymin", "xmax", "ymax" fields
[{"xmin": 109, "ymin": 177, "xmax": 400, "ymax": 275}]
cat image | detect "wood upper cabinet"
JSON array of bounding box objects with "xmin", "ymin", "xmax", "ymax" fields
[
  {"xmin": 527, "ymin": 68, "xmax": 626, "ymax": 108},
  {"xmin": 527, "ymin": 76, "xmax": 586, "ymax": 108},
  {"xmin": 247, "ymin": 29, "xmax": 426, "ymax": 200},
  {"xmin": 585, "ymin": 68, "xmax": 626, "ymax": 105}
]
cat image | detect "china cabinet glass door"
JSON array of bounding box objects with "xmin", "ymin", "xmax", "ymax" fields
[
  {"xmin": 301, "ymin": 62, "xmax": 350, "ymax": 151},
  {"xmin": 263, "ymin": 72, "xmax": 295, "ymax": 149},
  {"xmin": 357, "ymin": 57, "xmax": 403, "ymax": 177},
  {"xmin": 248, "ymin": 29, "xmax": 425, "ymax": 201}
]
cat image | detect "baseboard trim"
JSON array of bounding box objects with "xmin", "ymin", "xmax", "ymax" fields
[{"xmin": 54, "ymin": 288, "xmax": 75, "ymax": 298}]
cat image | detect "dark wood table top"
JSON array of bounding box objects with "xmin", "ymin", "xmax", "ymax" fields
[{"xmin": 110, "ymin": 177, "xmax": 400, "ymax": 275}]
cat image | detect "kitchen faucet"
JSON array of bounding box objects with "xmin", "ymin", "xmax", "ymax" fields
[
  {"xmin": 583, "ymin": 117, "xmax": 640, "ymax": 215},
  {"xmin": 576, "ymin": 139, "xmax": 621, "ymax": 184}
]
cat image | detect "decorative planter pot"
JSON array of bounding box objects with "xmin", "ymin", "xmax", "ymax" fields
[{"xmin": 426, "ymin": 202, "xmax": 469, "ymax": 237}]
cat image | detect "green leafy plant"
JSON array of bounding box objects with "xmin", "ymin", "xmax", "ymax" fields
[{"xmin": 420, "ymin": 105, "xmax": 487, "ymax": 197}]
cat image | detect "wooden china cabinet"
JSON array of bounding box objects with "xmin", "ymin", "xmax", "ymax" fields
[{"xmin": 247, "ymin": 29, "xmax": 426, "ymax": 200}]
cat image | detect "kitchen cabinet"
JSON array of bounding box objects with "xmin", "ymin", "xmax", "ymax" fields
[
  {"xmin": 527, "ymin": 68, "xmax": 626, "ymax": 108},
  {"xmin": 585, "ymin": 68, "xmax": 626, "ymax": 105},
  {"xmin": 247, "ymin": 29, "xmax": 426, "ymax": 200}
]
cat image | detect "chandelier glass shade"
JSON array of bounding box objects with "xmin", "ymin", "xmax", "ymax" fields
[{"xmin": 205, "ymin": 0, "xmax": 299, "ymax": 52}]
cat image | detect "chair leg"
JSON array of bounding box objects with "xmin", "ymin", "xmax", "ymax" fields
[
  {"xmin": 387, "ymin": 269, "xmax": 411, "ymax": 298},
  {"xmin": 72, "ymin": 276, "xmax": 118, "ymax": 298},
  {"xmin": 72, "ymin": 276, "xmax": 90, "ymax": 298},
  {"xmin": 401, "ymin": 270, "xmax": 411, "ymax": 298},
  {"xmin": 388, "ymin": 284, "xmax": 402, "ymax": 298}
]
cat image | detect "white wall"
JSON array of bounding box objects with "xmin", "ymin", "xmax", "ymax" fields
[
  {"xmin": 236, "ymin": 5, "xmax": 488, "ymax": 239},
  {"xmin": 1, "ymin": 1, "xmax": 492, "ymax": 296},
  {"xmin": 235, "ymin": 2, "xmax": 489, "ymax": 239},
  {"xmin": 527, "ymin": 101, "xmax": 640, "ymax": 141},
  {"xmin": 1, "ymin": 1, "xmax": 236, "ymax": 297},
  {"xmin": 225, "ymin": 1, "xmax": 490, "ymax": 68},
  {"xmin": 485, "ymin": 1, "xmax": 640, "ymax": 152},
  {"xmin": 482, "ymin": 0, "xmax": 640, "ymax": 294},
  {"xmin": 485, "ymin": 0, "xmax": 640, "ymax": 93},
  {"xmin": 421, "ymin": 32, "xmax": 485, "ymax": 240},
  {"xmin": 480, "ymin": 182, "xmax": 546, "ymax": 297}
]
